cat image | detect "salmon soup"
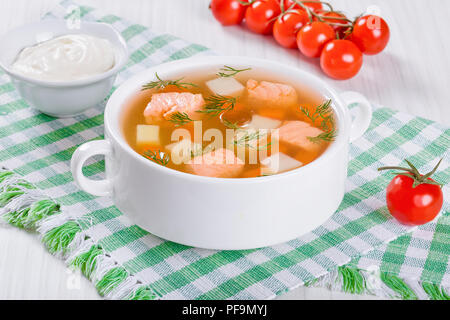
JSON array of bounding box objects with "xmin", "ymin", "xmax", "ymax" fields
[{"xmin": 121, "ymin": 66, "xmax": 336, "ymax": 178}]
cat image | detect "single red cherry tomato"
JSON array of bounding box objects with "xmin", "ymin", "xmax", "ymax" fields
[
  {"xmin": 245, "ymin": 0, "xmax": 281, "ymax": 35},
  {"xmin": 210, "ymin": 0, "xmax": 247, "ymax": 26},
  {"xmin": 273, "ymin": 9, "xmax": 310, "ymax": 48},
  {"xmin": 379, "ymin": 160, "xmax": 444, "ymax": 226},
  {"xmin": 320, "ymin": 39, "xmax": 363, "ymax": 80},
  {"xmin": 284, "ymin": 0, "xmax": 323, "ymax": 11},
  {"xmin": 350, "ymin": 15, "xmax": 390, "ymax": 55},
  {"xmin": 297, "ymin": 21, "xmax": 335, "ymax": 57}
]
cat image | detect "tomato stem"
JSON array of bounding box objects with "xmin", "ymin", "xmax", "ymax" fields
[
  {"xmin": 292, "ymin": 1, "xmax": 314, "ymax": 22},
  {"xmin": 315, "ymin": 14, "xmax": 351, "ymax": 22},
  {"xmin": 378, "ymin": 158, "xmax": 443, "ymax": 188},
  {"xmin": 237, "ymin": 0, "xmax": 256, "ymax": 5},
  {"xmin": 291, "ymin": 1, "xmax": 353, "ymax": 28},
  {"xmin": 301, "ymin": 0, "xmax": 334, "ymax": 11},
  {"xmin": 280, "ymin": 0, "xmax": 285, "ymax": 12}
]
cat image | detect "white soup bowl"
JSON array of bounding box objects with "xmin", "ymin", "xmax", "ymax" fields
[{"xmin": 71, "ymin": 56, "xmax": 372, "ymax": 250}]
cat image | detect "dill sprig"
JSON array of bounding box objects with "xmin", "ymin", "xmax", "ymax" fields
[
  {"xmin": 222, "ymin": 118, "xmax": 240, "ymax": 129},
  {"xmin": 255, "ymin": 142, "xmax": 272, "ymax": 151},
  {"xmin": 190, "ymin": 147, "xmax": 203, "ymax": 158},
  {"xmin": 233, "ymin": 131, "xmax": 271, "ymax": 150},
  {"xmin": 142, "ymin": 73, "xmax": 198, "ymax": 91},
  {"xmin": 217, "ymin": 65, "xmax": 252, "ymax": 78},
  {"xmin": 167, "ymin": 112, "xmax": 194, "ymax": 127},
  {"xmin": 233, "ymin": 131, "xmax": 262, "ymax": 146},
  {"xmin": 197, "ymin": 94, "xmax": 236, "ymax": 117},
  {"xmin": 143, "ymin": 149, "xmax": 170, "ymax": 166},
  {"xmin": 300, "ymin": 99, "xmax": 337, "ymax": 143},
  {"xmin": 189, "ymin": 143, "xmax": 216, "ymax": 158},
  {"xmin": 300, "ymin": 99, "xmax": 333, "ymax": 128},
  {"xmin": 308, "ymin": 128, "xmax": 337, "ymax": 144}
]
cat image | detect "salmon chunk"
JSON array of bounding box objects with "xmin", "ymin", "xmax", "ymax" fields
[
  {"xmin": 276, "ymin": 121, "xmax": 324, "ymax": 152},
  {"xmin": 246, "ymin": 79, "xmax": 298, "ymax": 107},
  {"xmin": 144, "ymin": 92, "xmax": 205, "ymax": 123},
  {"xmin": 186, "ymin": 148, "xmax": 245, "ymax": 178}
]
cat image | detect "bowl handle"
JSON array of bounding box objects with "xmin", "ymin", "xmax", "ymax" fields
[
  {"xmin": 71, "ymin": 140, "xmax": 112, "ymax": 197},
  {"xmin": 340, "ymin": 91, "xmax": 373, "ymax": 142}
]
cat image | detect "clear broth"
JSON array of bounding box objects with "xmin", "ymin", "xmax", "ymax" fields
[{"xmin": 121, "ymin": 70, "xmax": 334, "ymax": 178}]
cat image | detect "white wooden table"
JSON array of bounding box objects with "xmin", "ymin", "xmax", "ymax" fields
[{"xmin": 0, "ymin": 0, "xmax": 448, "ymax": 300}]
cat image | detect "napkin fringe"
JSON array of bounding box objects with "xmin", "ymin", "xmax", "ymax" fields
[
  {"xmin": 0, "ymin": 168, "xmax": 158, "ymax": 300},
  {"xmin": 2, "ymin": 163, "xmax": 448, "ymax": 300},
  {"xmin": 0, "ymin": 171, "xmax": 60, "ymax": 229},
  {"xmin": 310, "ymin": 265, "xmax": 450, "ymax": 300}
]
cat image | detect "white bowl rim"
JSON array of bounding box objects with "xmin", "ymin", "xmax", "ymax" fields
[
  {"xmin": 104, "ymin": 56, "xmax": 350, "ymax": 184},
  {"xmin": 0, "ymin": 20, "xmax": 129, "ymax": 88}
]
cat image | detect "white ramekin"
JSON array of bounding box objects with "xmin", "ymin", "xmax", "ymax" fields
[
  {"xmin": 71, "ymin": 56, "xmax": 372, "ymax": 250},
  {"xmin": 0, "ymin": 20, "xmax": 129, "ymax": 117}
]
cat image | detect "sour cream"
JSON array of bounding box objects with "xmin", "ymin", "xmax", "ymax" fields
[{"xmin": 11, "ymin": 34, "xmax": 115, "ymax": 82}]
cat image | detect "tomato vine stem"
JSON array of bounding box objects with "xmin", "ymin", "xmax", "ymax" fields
[
  {"xmin": 378, "ymin": 159, "xmax": 443, "ymax": 188},
  {"xmin": 291, "ymin": 0, "xmax": 353, "ymax": 31}
]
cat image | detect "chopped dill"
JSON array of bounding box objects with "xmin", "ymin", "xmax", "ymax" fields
[
  {"xmin": 300, "ymin": 99, "xmax": 337, "ymax": 143},
  {"xmin": 142, "ymin": 72, "xmax": 198, "ymax": 91},
  {"xmin": 167, "ymin": 112, "xmax": 194, "ymax": 127},
  {"xmin": 193, "ymin": 143, "xmax": 205, "ymax": 157},
  {"xmin": 308, "ymin": 128, "xmax": 337, "ymax": 144},
  {"xmin": 197, "ymin": 94, "xmax": 236, "ymax": 117},
  {"xmin": 190, "ymin": 143, "xmax": 216, "ymax": 158},
  {"xmin": 222, "ymin": 118, "xmax": 240, "ymax": 129},
  {"xmin": 233, "ymin": 130, "xmax": 271, "ymax": 150},
  {"xmin": 233, "ymin": 131, "xmax": 262, "ymax": 146},
  {"xmin": 217, "ymin": 65, "xmax": 252, "ymax": 78},
  {"xmin": 255, "ymin": 142, "xmax": 272, "ymax": 151},
  {"xmin": 143, "ymin": 149, "xmax": 170, "ymax": 166},
  {"xmin": 190, "ymin": 149, "xmax": 202, "ymax": 158},
  {"xmin": 300, "ymin": 99, "xmax": 333, "ymax": 128}
]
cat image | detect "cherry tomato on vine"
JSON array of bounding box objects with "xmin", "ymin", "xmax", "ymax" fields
[
  {"xmin": 378, "ymin": 159, "xmax": 444, "ymax": 226},
  {"xmin": 284, "ymin": 0, "xmax": 323, "ymax": 12},
  {"xmin": 273, "ymin": 9, "xmax": 309, "ymax": 48},
  {"xmin": 210, "ymin": 0, "xmax": 247, "ymax": 26},
  {"xmin": 320, "ymin": 39, "xmax": 363, "ymax": 80},
  {"xmin": 350, "ymin": 15, "xmax": 390, "ymax": 55},
  {"xmin": 297, "ymin": 21, "xmax": 335, "ymax": 57},
  {"xmin": 245, "ymin": 0, "xmax": 281, "ymax": 35}
]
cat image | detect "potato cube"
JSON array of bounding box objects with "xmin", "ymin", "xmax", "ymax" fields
[
  {"xmin": 248, "ymin": 115, "xmax": 282, "ymax": 129},
  {"xmin": 136, "ymin": 125, "xmax": 159, "ymax": 146},
  {"xmin": 206, "ymin": 77, "xmax": 244, "ymax": 97},
  {"xmin": 260, "ymin": 152, "xmax": 302, "ymax": 175}
]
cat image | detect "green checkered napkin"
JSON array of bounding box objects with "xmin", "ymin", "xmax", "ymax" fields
[
  {"xmin": 0, "ymin": 0, "xmax": 448, "ymax": 300},
  {"xmin": 312, "ymin": 214, "xmax": 450, "ymax": 300}
]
